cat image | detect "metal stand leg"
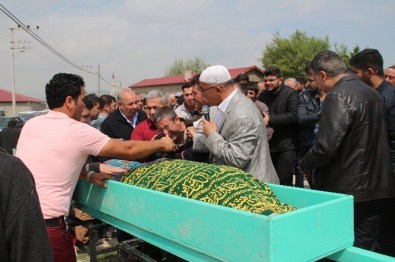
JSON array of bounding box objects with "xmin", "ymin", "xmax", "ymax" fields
[{"xmin": 89, "ymin": 227, "xmax": 98, "ymax": 262}]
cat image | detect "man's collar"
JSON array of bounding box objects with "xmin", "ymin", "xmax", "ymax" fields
[
  {"xmin": 218, "ymin": 88, "xmax": 238, "ymax": 113},
  {"xmin": 377, "ymin": 79, "xmax": 390, "ymax": 93}
]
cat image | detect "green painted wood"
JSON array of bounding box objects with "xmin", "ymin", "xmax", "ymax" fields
[
  {"xmin": 328, "ymin": 246, "xmax": 395, "ymax": 262},
  {"xmin": 73, "ymin": 181, "xmax": 354, "ymax": 261},
  {"xmin": 269, "ymin": 184, "xmax": 354, "ymax": 261}
]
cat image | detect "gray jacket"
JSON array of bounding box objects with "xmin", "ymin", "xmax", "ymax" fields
[{"xmin": 205, "ymin": 91, "xmax": 279, "ymax": 183}]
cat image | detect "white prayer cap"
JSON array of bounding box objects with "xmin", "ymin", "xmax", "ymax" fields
[{"xmin": 199, "ymin": 65, "xmax": 231, "ymax": 84}]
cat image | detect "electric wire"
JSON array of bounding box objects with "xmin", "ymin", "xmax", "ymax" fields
[{"xmin": 0, "ymin": 4, "xmax": 111, "ymax": 86}]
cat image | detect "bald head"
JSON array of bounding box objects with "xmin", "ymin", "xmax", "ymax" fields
[
  {"xmin": 117, "ymin": 89, "xmax": 138, "ymax": 118},
  {"xmin": 284, "ymin": 78, "xmax": 298, "ymax": 90}
]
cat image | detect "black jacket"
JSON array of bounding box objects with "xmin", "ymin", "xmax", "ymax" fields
[
  {"xmin": 100, "ymin": 108, "xmax": 147, "ymax": 140},
  {"xmin": 301, "ymin": 75, "xmax": 394, "ymax": 202},
  {"xmin": 0, "ymin": 149, "xmax": 53, "ymax": 262},
  {"xmin": 297, "ymin": 89, "xmax": 321, "ymax": 147},
  {"xmin": 259, "ymin": 84, "xmax": 298, "ymax": 152},
  {"xmin": 377, "ymin": 80, "xmax": 395, "ymax": 175}
]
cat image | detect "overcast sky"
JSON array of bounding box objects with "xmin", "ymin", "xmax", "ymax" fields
[{"xmin": 0, "ymin": 0, "xmax": 393, "ymax": 100}]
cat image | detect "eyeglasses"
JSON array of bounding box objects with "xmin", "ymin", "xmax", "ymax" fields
[
  {"xmin": 198, "ymin": 85, "xmax": 217, "ymax": 93},
  {"xmin": 263, "ymin": 78, "xmax": 278, "ymax": 83}
]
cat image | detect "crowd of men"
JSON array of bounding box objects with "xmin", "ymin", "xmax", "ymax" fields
[{"xmin": 1, "ymin": 48, "xmax": 395, "ymax": 261}]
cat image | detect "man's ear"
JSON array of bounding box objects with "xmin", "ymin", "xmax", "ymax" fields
[
  {"xmin": 367, "ymin": 68, "xmax": 375, "ymax": 76},
  {"xmin": 320, "ymin": 71, "xmax": 327, "ymax": 80},
  {"xmin": 65, "ymin": 96, "xmax": 75, "ymax": 110},
  {"xmin": 215, "ymin": 85, "xmax": 222, "ymax": 93}
]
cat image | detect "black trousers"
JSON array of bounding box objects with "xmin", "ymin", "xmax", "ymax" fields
[
  {"xmin": 270, "ymin": 149, "xmax": 296, "ymax": 186},
  {"xmin": 378, "ymin": 197, "xmax": 395, "ymax": 257},
  {"xmin": 354, "ymin": 199, "xmax": 390, "ymax": 253}
]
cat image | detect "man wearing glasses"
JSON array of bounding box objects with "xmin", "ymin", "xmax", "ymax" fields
[
  {"xmin": 199, "ymin": 65, "xmax": 279, "ymax": 183},
  {"xmin": 258, "ymin": 66, "xmax": 299, "ymax": 186}
]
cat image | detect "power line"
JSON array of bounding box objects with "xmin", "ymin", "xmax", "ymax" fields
[{"xmin": 0, "ymin": 4, "xmax": 111, "ymax": 85}]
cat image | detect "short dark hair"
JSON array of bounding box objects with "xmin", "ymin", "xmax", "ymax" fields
[
  {"xmin": 310, "ymin": 50, "xmax": 348, "ymax": 77},
  {"xmin": 181, "ymin": 82, "xmax": 192, "ymax": 91},
  {"xmin": 46, "ymin": 73, "xmax": 85, "ymax": 109},
  {"xmin": 295, "ymin": 76, "xmax": 306, "ymax": 84},
  {"xmin": 304, "ymin": 61, "xmax": 313, "ymax": 75},
  {"xmin": 240, "ymin": 82, "xmax": 258, "ymax": 95},
  {"xmin": 99, "ymin": 95, "xmax": 116, "ymax": 110},
  {"xmin": 189, "ymin": 73, "xmax": 201, "ymax": 86},
  {"xmin": 82, "ymin": 93, "xmax": 100, "ymax": 110},
  {"xmin": 234, "ymin": 73, "xmax": 249, "ymax": 83},
  {"xmin": 263, "ymin": 66, "xmax": 282, "ymax": 78},
  {"xmin": 7, "ymin": 120, "xmax": 17, "ymax": 127},
  {"xmin": 349, "ymin": 48, "xmax": 384, "ymax": 76}
]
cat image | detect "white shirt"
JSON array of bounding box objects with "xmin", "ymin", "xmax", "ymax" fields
[{"xmin": 216, "ymin": 88, "xmax": 238, "ymax": 128}]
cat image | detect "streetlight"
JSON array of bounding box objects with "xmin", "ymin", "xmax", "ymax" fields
[{"xmin": 9, "ymin": 25, "xmax": 39, "ymax": 116}]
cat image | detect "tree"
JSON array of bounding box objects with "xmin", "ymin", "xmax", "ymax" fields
[
  {"xmin": 165, "ymin": 57, "xmax": 210, "ymax": 76},
  {"xmin": 261, "ymin": 30, "xmax": 330, "ymax": 78},
  {"xmin": 261, "ymin": 30, "xmax": 360, "ymax": 78},
  {"xmin": 334, "ymin": 44, "xmax": 361, "ymax": 66}
]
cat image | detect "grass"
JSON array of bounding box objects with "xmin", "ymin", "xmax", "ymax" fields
[{"xmin": 77, "ymin": 248, "xmax": 118, "ymax": 262}]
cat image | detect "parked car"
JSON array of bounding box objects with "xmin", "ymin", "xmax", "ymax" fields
[
  {"xmin": 0, "ymin": 116, "xmax": 23, "ymax": 132},
  {"xmin": 18, "ymin": 110, "xmax": 48, "ymax": 122}
]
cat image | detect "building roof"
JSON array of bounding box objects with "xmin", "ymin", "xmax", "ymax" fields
[
  {"xmin": 0, "ymin": 88, "xmax": 44, "ymax": 103},
  {"xmin": 129, "ymin": 65, "xmax": 264, "ymax": 88}
]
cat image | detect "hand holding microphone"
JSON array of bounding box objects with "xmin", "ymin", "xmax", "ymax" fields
[{"xmin": 202, "ymin": 105, "xmax": 210, "ymax": 121}]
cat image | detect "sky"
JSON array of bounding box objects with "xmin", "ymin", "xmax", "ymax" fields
[{"xmin": 0, "ymin": 0, "xmax": 393, "ymax": 100}]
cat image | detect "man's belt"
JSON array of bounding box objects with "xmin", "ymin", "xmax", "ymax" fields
[{"xmin": 45, "ymin": 216, "xmax": 65, "ymax": 227}]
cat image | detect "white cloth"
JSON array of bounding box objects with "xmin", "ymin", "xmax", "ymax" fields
[{"xmin": 216, "ymin": 88, "xmax": 238, "ymax": 129}]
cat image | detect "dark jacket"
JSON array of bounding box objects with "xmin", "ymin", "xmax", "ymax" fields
[
  {"xmin": 259, "ymin": 84, "xmax": 298, "ymax": 152},
  {"xmin": 0, "ymin": 126, "xmax": 22, "ymax": 154},
  {"xmin": 100, "ymin": 108, "xmax": 147, "ymax": 140},
  {"xmin": 301, "ymin": 75, "xmax": 394, "ymax": 202},
  {"xmin": 297, "ymin": 89, "xmax": 321, "ymax": 147},
  {"xmin": 377, "ymin": 80, "xmax": 395, "ymax": 175},
  {"xmin": 0, "ymin": 149, "xmax": 53, "ymax": 262}
]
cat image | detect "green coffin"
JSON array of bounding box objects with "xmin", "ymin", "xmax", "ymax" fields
[{"xmin": 73, "ymin": 180, "xmax": 356, "ymax": 261}]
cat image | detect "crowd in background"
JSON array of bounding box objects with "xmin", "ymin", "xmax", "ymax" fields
[{"xmin": 1, "ymin": 48, "xmax": 395, "ymax": 261}]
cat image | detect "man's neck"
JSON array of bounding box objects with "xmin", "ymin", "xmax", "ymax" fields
[
  {"xmin": 219, "ymin": 86, "xmax": 236, "ymax": 102},
  {"xmin": 120, "ymin": 108, "xmax": 136, "ymax": 122},
  {"xmin": 184, "ymin": 103, "xmax": 195, "ymax": 112},
  {"xmin": 370, "ymin": 76, "xmax": 384, "ymax": 90},
  {"xmin": 330, "ymin": 73, "xmax": 349, "ymax": 89},
  {"xmin": 52, "ymin": 107, "xmax": 73, "ymax": 119}
]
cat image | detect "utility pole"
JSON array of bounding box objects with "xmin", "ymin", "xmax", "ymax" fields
[
  {"xmin": 10, "ymin": 25, "xmax": 39, "ymax": 116},
  {"xmin": 82, "ymin": 65, "xmax": 101, "ymax": 95},
  {"xmin": 110, "ymin": 74, "xmax": 122, "ymax": 97},
  {"xmin": 97, "ymin": 65, "xmax": 101, "ymax": 96},
  {"xmin": 111, "ymin": 73, "xmax": 115, "ymax": 97}
]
